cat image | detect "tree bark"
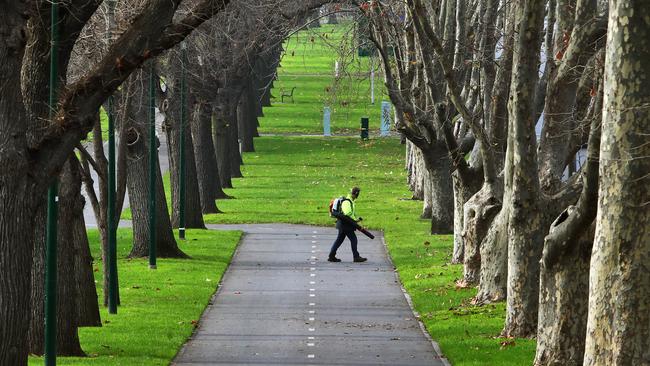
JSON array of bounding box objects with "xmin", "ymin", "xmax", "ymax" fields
[
  {"xmin": 0, "ymin": 7, "xmax": 34, "ymax": 364},
  {"xmin": 191, "ymin": 101, "xmax": 221, "ymax": 213},
  {"xmin": 229, "ymin": 101, "xmax": 244, "ymax": 178},
  {"xmin": 237, "ymin": 82, "xmax": 256, "ymax": 153},
  {"xmin": 583, "ymin": 2, "xmax": 650, "ymax": 364},
  {"xmin": 53, "ymin": 157, "xmax": 85, "ymax": 356},
  {"xmin": 534, "ymin": 59, "xmax": 604, "ymax": 366},
  {"xmin": 73, "ymin": 199, "xmax": 102, "ymax": 327},
  {"xmin": 422, "ymin": 144, "xmax": 454, "ymax": 235},
  {"xmin": 461, "ymin": 179, "xmax": 500, "ymax": 286},
  {"xmin": 213, "ymin": 98, "xmax": 233, "ymax": 189},
  {"xmin": 162, "ymin": 71, "xmax": 205, "ymax": 229},
  {"xmin": 502, "ymin": 0, "xmax": 546, "ymax": 338},
  {"xmin": 123, "ymin": 72, "xmax": 186, "ymax": 258}
]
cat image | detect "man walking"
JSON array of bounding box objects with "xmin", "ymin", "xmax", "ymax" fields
[{"xmin": 328, "ymin": 187, "xmax": 367, "ymax": 262}]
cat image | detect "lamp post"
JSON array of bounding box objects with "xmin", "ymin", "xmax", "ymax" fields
[
  {"xmin": 45, "ymin": 1, "xmax": 60, "ymax": 364},
  {"xmin": 148, "ymin": 61, "xmax": 157, "ymax": 270},
  {"xmin": 179, "ymin": 41, "xmax": 187, "ymax": 240}
]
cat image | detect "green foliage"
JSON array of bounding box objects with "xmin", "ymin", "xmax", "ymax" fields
[{"xmin": 29, "ymin": 228, "xmax": 241, "ymax": 365}]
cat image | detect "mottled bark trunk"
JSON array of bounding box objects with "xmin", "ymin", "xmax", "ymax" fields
[
  {"xmin": 534, "ymin": 60, "xmax": 604, "ymax": 366},
  {"xmin": 502, "ymin": 0, "xmax": 546, "ymax": 338},
  {"xmin": 409, "ymin": 143, "xmax": 426, "ymax": 200},
  {"xmin": 474, "ymin": 204, "xmax": 509, "ymax": 304},
  {"xmin": 191, "ymin": 102, "xmax": 221, "ymax": 213},
  {"xmin": 421, "ymin": 169, "xmax": 433, "ymax": 219},
  {"xmin": 422, "ymin": 145, "xmax": 454, "ymax": 235},
  {"xmin": 461, "ymin": 180, "xmax": 500, "ymax": 285},
  {"xmin": 584, "ymin": 3, "xmax": 650, "ymax": 364},
  {"xmin": 535, "ymin": 226, "xmax": 593, "ymax": 366}
]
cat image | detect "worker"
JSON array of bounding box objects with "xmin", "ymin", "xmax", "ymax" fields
[{"xmin": 328, "ymin": 187, "xmax": 367, "ymax": 262}]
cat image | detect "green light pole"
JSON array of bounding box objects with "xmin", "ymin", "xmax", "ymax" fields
[
  {"xmin": 106, "ymin": 0, "xmax": 118, "ymax": 315},
  {"xmin": 178, "ymin": 42, "xmax": 187, "ymax": 240},
  {"xmin": 45, "ymin": 0, "xmax": 60, "ymax": 364},
  {"xmin": 148, "ymin": 61, "xmax": 157, "ymax": 269}
]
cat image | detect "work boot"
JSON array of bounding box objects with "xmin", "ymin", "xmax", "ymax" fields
[
  {"xmin": 328, "ymin": 256, "xmax": 342, "ymax": 262},
  {"xmin": 353, "ymin": 256, "xmax": 367, "ymax": 262}
]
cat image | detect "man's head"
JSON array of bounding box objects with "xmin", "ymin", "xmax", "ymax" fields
[{"xmin": 351, "ymin": 186, "xmax": 361, "ymax": 200}]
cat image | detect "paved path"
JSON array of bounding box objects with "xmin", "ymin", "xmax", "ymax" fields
[{"xmin": 173, "ymin": 224, "xmax": 448, "ymax": 366}]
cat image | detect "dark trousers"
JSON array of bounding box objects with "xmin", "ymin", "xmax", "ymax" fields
[{"xmin": 329, "ymin": 228, "xmax": 359, "ymax": 258}]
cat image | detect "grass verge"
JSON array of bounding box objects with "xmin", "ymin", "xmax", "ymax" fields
[{"xmin": 29, "ymin": 228, "xmax": 241, "ymax": 365}]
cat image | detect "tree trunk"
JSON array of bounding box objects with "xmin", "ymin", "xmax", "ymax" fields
[
  {"xmin": 409, "ymin": 142, "xmax": 426, "ymax": 200},
  {"xmin": 237, "ymin": 83, "xmax": 256, "ymax": 153},
  {"xmin": 73, "ymin": 199, "xmax": 102, "ymax": 327},
  {"xmin": 584, "ymin": 2, "xmax": 650, "ymax": 364},
  {"xmin": 191, "ymin": 101, "xmax": 221, "ymax": 213},
  {"xmin": 0, "ymin": 9, "xmax": 34, "ymax": 363},
  {"xmin": 534, "ymin": 59, "xmax": 604, "ymax": 366},
  {"xmin": 124, "ymin": 72, "xmax": 186, "ymax": 258},
  {"xmin": 535, "ymin": 225, "xmax": 593, "ymax": 365},
  {"xmin": 163, "ymin": 85, "xmax": 205, "ymax": 229},
  {"xmin": 474, "ymin": 205, "xmax": 509, "ymax": 304},
  {"xmin": 422, "ymin": 145, "xmax": 454, "ymax": 234},
  {"xmin": 27, "ymin": 204, "xmax": 46, "ymax": 354},
  {"xmin": 461, "ymin": 180, "xmax": 499, "ymax": 285},
  {"xmin": 213, "ymin": 101, "xmax": 233, "ymax": 189},
  {"xmin": 502, "ymin": 0, "xmax": 546, "ymax": 338},
  {"xmin": 229, "ymin": 102, "xmax": 244, "ymax": 178},
  {"xmin": 421, "ymin": 169, "xmax": 433, "ymax": 219},
  {"xmin": 53, "ymin": 157, "xmax": 85, "ymax": 356},
  {"xmin": 451, "ymin": 173, "xmax": 465, "ymax": 264}
]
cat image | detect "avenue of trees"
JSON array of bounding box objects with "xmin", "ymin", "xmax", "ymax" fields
[
  {"xmin": 0, "ymin": 0, "xmax": 331, "ymax": 363},
  {"xmin": 364, "ymin": 0, "xmax": 649, "ymax": 364},
  {"xmin": 0, "ymin": 0, "xmax": 647, "ymax": 365}
]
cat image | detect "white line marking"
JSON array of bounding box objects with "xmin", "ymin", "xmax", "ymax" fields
[
  {"xmin": 308, "ymin": 336, "xmax": 315, "ymax": 340},
  {"xmin": 309, "ymin": 317, "xmax": 315, "ymax": 321},
  {"xmin": 309, "ymin": 302, "xmax": 316, "ymax": 306},
  {"xmin": 312, "ymin": 235, "xmax": 317, "ymax": 238},
  {"xmin": 310, "ymin": 281, "xmax": 316, "ymax": 284},
  {"xmin": 309, "ymin": 310, "xmax": 315, "ymax": 314},
  {"xmin": 309, "ymin": 294, "xmax": 315, "ymax": 297},
  {"xmin": 309, "ymin": 328, "xmax": 315, "ymax": 332},
  {"xmin": 309, "ymin": 288, "xmax": 315, "ymax": 291},
  {"xmin": 308, "ymin": 342, "xmax": 315, "ymax": 346},
  {"xmin": 311, "ymin": 241, "xmax": 317, "ymax": 243},
  {"xmin": 312, "ymin": 245, "xmax": 316, "ymax": 248},
  {"xmin": 308, "ymin": 354, "xmax": 315, "ymax": 358},
  {"xmin": 311, "ymin": 262, "xmax": 316, "ymax": 265},
  {"xmin": 310, "ymin": 267, "xmax": 315, "ymax": 271},
  {"xmin": 310, "ymin": 274, "xmax": 316, "ymax": 277},
  {"xmin": 311, "ymin": 256, "xmax": 316, "ymax": 259}
]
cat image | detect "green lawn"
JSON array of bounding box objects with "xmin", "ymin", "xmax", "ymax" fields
[
  {"xmin": 263, "ymin": 23, "xmax": 389, "ymax": 135},
  {"xmin": 29, "ymin": 228, "xmax": 241, "ymax": 365},
  {"xmin": 203, "ymin": 136, "xmax": 536, "ymax": 365}
]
